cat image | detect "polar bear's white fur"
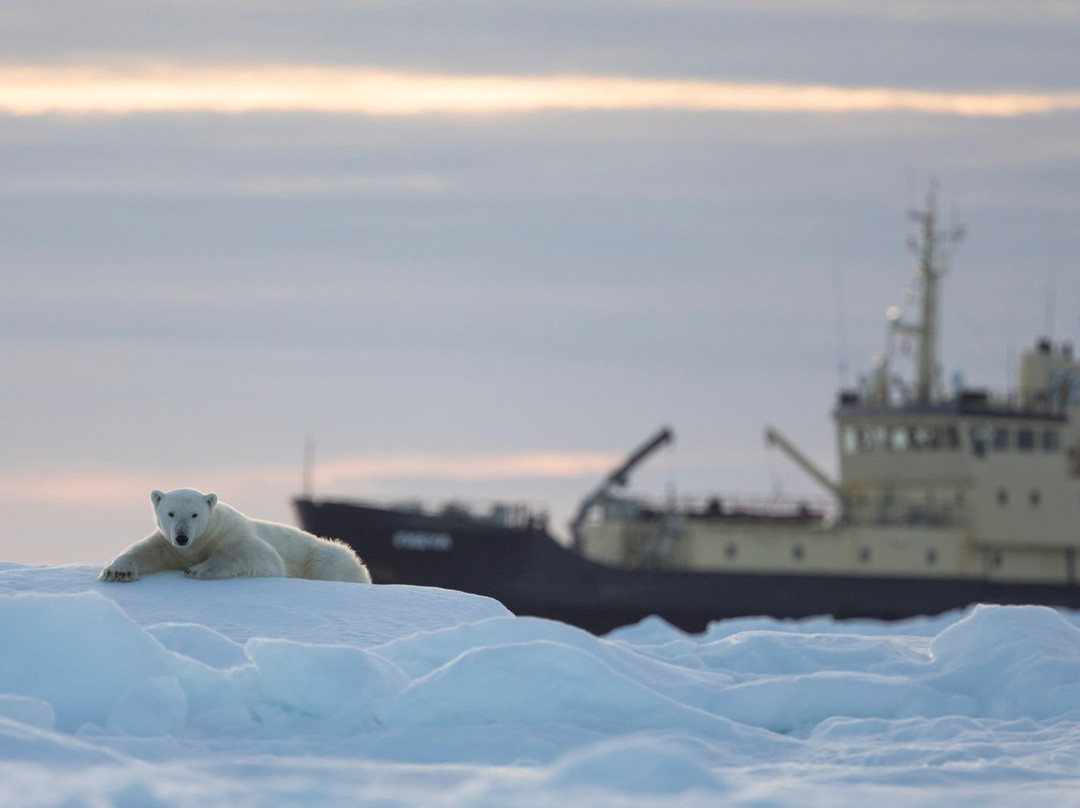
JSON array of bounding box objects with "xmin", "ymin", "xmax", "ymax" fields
[{"xmin": 99, "ymin": 488, "xmax": 371, "ymax": 584}]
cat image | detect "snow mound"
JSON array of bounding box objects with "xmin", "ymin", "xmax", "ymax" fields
[
  {"xmin": 247, "ymin": 637, "xmax": 409, "ymax": 717},
  {"xmin": 373, "ymin": 638, "xmax": 744, "ymax": 740},
  {"xmin": 147, "ymin": 623, "xmax": 247, "ymax": 669},
  {"xmin": 2, "ymin": 563, "xmax": 1080, "ymax": 807},
  {"xmin": 0, "ymin": 591, "xmax": 194, "ymax": 732},
  {"xmin": 927, "ymin": 603, "xmax": 1080, "ymax": 718}
]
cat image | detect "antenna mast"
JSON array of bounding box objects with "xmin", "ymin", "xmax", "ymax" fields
[{"xmin": 903, "ymin": 181, "xmax": 964, "ymax": 404}]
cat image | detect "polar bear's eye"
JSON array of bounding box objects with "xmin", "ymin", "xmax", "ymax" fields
[
  {"xmin": 167, "ymin": 512, "xmax": 175, "ymax": 518},
  {"xmin": 192, "ymin": 513, "xmax": 198, "ymax": 518}
]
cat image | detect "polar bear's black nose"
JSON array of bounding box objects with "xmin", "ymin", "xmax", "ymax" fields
[{"xmin": 175, "ymin": 535, "xmax": 189, "ymax": 546}]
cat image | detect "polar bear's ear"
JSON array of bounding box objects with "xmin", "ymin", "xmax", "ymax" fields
[
  {"xmin": 151, "ymin": 490, "xmax": 164, "ymax": 505},
  {"xmin": 206, "ymin": 493, "xmax": 218, "ymax": 509}
]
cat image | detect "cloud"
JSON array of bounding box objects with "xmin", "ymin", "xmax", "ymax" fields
[
  {"xmin": 2, "ymin": 65, "xmax": 1079, "ymax": 118},
  {"xmin": 0, "ymin": 452, "xmax": 621, "ymax": 507},
  {"xmin": 313, "ymin": 452, "xmax": 622, "ymax": 484}
]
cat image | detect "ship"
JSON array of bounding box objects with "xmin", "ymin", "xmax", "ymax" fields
[{"xmin": 295, "ymin": 187, "xmax": 1080, "ymax": 634}]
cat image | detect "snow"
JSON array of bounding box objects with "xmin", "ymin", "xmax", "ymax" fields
[{"xmin": 2, "ymin": 563, "xmax": 1080, "ymax": 806}]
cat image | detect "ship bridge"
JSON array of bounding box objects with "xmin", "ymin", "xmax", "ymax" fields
[
  {"xmin": 577, "ymin": 186, "xmax": 1080, "ymax": 594},
  {"xmin": 836, "ymin": 338, "xmax": 1079, "ymax": 546},
  {"xmin": 828, "ymin": 185, "xmax": 1080, "ymax": 547}
]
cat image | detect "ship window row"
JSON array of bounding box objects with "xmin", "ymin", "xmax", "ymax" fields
[
  {"xmin": 970, "ymin": 426, "xmax": 1059, "ymax": 457},
  {"xmin": 842, "ymin": 423, "xmax": 1062, "ymax": 456},
  {"xmin": 842, "ymin": 424, "xmax": 959, "ymax": 454}
]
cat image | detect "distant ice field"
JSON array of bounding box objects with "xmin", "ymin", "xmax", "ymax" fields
[{"xmin": 2, "ymin": 562, "xmax": 1080, "ymax": 807}]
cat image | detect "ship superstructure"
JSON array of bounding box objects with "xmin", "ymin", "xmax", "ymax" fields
[{"xmin": 578, "ymin": 187, "xmax": 1080, "ymax": 587}]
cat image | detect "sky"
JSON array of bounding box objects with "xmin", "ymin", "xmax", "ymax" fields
[{"xmin": 2, "ymin": 1, "xmax": 1079, "ymax": 563}]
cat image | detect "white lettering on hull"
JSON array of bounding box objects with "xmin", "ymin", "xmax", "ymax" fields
[{"xmin": 392, "ymin": 531, "xmax": 454, "ymax": 551}]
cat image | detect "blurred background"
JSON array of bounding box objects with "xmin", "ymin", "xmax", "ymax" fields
[{"xmin": 2, "ymin": 1, "xmax": 1078, "ymax": 563}]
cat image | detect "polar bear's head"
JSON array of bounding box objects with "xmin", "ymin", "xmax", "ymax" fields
[{"xmin": 151, "ymin": 488, "xmax": 219, "ymax": 548}]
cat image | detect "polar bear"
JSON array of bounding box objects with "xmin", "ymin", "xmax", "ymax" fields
[{"xmin": 99, "ymin": 488, "xmax": 371, "ymax": 584}]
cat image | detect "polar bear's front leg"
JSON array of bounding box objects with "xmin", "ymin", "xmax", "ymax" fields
[
  {"xmin": 184, "ymin": 537, "xmax": 286, "ymax": 580},
  {"xmin": 100, "ymin": 534, "xmax": 170, "ymax": 582}
]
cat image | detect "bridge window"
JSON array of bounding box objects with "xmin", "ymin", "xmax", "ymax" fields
[
  {"xmin": 968, "ymin": 424, "xmax": 1059, "ymax": 456},
  {"xmin": 842, "ymin": 426, "xmax": 858, "ymax": 455},
  {"xmin": 993, "ymin": 427, "xmax": 1009, "ymax": 450},
  {"xmin": 970, "ymin": 426, "xmax": 990, "ymax": 457},
  {"xmin": 865, "ymin": 426, "xmax": 888, "ymax": 451},
  {"xmin": 1017, "ymin": 429, "xmax": 1035, "ymax": 451},
  {"xmin": 892, "ymin": 424, "xmax": 958, "ymax": 452},
  {"xmin": 912, "ymin": 425, "xmax": 941, "ymax": 450},
  {"xmin": 849, "ymin": 423, "xmax": 961, "ymax": 454},
  {"xmin": 944, "ymin": 425, "xmax": 960, "ymax": 448},
  {"xmin": 890, "ymin": 426, "xmax": 909, "ymax": 451},
  {"xmin": 847, "ymin": 425, "xmax": 890, "ymax": 452}
]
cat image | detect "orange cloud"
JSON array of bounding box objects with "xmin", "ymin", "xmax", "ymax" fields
[
  {"xmin": 0, "ymin": 451, "xmax": 621, "ymax": 507},
  {"xmin": 314, "ymin": 452, "xmax": 621, "ymax": 484},
  {"xmin": 1, "ymin": 65, "xmax": 1078, "ymax": 118}
]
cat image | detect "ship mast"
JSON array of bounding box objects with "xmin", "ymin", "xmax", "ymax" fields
[{"xmin": 899, "ymin": 182, "xmax": 964, "ymax": 404}]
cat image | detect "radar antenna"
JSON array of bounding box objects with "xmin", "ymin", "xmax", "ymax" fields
[{"xmin": 894, "ymin": 180, "xmax": 964, "ymax": 404}]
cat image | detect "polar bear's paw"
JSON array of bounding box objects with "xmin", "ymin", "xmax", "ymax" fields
[
  {"xmin": 184, "ymin": 561, "xmax": 220, "ymax": 579},
  {"xmin": 184, "ymin": 560, "xmax": 236, "ymax": 580},
  {"xmin": 99, "ymin": 561, "xmax": 139, "ymax": 582}
]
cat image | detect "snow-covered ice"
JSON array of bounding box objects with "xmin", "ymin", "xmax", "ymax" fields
[{"xmin": 2, "ymin": 562, "xmax": 1080, "ymax": 806}]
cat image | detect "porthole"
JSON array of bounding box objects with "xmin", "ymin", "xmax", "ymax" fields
[
  {"xmin": 993, "ymin": 552, "xmax": 1003, "ymax": 569},
  {"xmin": 1030, "ymin": 490, "xmax": 1041, "ymax": 507},
  {"xmin": 997, "ymin": 488, "xmax": 1008, "ymax": 506},
  {"xmin": 724, "ymin": 543, "xmax": 738, "ymax": 560},
  {"xmin": 792, "ymin": 545, "xmax": 805, "ymax": 562},
  {"xmin": 926, "ymin": 549, "xmax": 938, "ymax": 566},
  {"xmin": 858, "ymin": 547, "xmax": 871, "ymax": 564}
]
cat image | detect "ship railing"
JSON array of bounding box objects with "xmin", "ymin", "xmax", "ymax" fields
[
  {"xmin": 845, "ymin": 499, "xmax": 966, "ymax": 528},
  {"xmin": 596, "ymin": 492, "xmax": 966, "ymax": 530},
  {"xmin": 600, "ymin": 492, "xmax": 838, "ymax": 524}
]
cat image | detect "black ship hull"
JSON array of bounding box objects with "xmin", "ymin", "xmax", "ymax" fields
[{"xmin": 295, "ymin": 498, "xmax": 1080, "ymax": 634}]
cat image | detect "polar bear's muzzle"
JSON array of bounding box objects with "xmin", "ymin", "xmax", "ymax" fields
[{"xmin": 170, "ymin": 519, "xmax": 193, "ymax": 547}]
